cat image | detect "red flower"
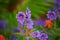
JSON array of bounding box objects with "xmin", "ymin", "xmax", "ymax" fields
[
  {"xmin": 0, "ymin": 34, "xmax": 5, "ymax": 40},
  {"xmin": 44, "ymin": 20, "xmax": 53, "ymax": 28}
]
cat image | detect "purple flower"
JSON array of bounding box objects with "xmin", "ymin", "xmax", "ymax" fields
[
  {"xmin": 26, "ymin": 8, "xmax": 31, "ymax": 19},
  {"xmin": 26, "ymin": 19, "xmax": 33, "ymax": 29},
  {"xmin": 54, "ymin": 0, "xmax": 60, "ymax": 9},
  {"xmin": 0, "ymin": 18, "xmax": 6, "ymax": 29},
  {"xmin": 34, "ymin": 18, "xmax": 40, "ymax": 26},
  {"xmin": 55, "ymin": 3, "xmax": 60, "ymax": 8},
  {"xmin": 38, "ymin": 33, "xmax": 48, "ymax": 40},
  {"xmin": 30, "ymin": 30, "xmax": 40, "ymax": 38},
  {"xmin": 54, "ymin": 0, "xmax": 60, "ymax": 4},
  {"xmin": 55, "ymin": 3, "xmax": 60, "ymax": 12},
  {"xmin": 16, "ymin": 12, "xmax": 26, "ymax": 25},
  {"xmin": 34, "ymin": 18, "xmax": 45, "ymax": 26},
  {"xmin": 39, "ymin": 18, "xmax": 46, "ymax": 26},
  {"xmin": 47, "ymin": 11, "xmax": 57, "ymax": 20},
  {"xmin": 26, "ymin": 37, "xmax": 29, "ymax": 40}
]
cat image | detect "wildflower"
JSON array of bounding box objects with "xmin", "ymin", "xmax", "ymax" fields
[
  {"xmin": 26, "ymin": 8, "xmax": 31, "ymax": 19},
  {"xmin": 39, "ymin": 18, "xmax": 46, "ymax": 26},
  {"xmin": 30, "ymin": 30, "xmax": 40, "ymax": 38},
  {"xmin": 38, "ymin": 33, "xmax": 48, "ymax": 40},
  {"xmin": 34, "ymin": 18, "xmax": 40, "ymax": 26},
  {"xmin": 44, "ymin": 20, "xmax": 52, "ymax": 28},
  {"xmin": 16, "ymin": 12, "xmax": 26, "ymax": 25},
  {"xmin": 34, "ymin": 18, "xmax": 46, "ymax": 26},
  {"xmin": 26, "ymin": 19, "xmax": 33, "ymax": 29},
  {"xmin": 55, "ymin": 3, "xmax": 60, "ymax": 8},
  {"xmin": 0, "ymin": 34, "xmax": 5, "ymax": 40},
  {"xmin": 0, "ymin": 18, "xmax": 6, "ymax": 29},
  {"xmin": 54, "ymin": 0, "xmax": 60, "ymax": 4},
  {"xmin": 47, "ymin": 10, "xmax": 57, "ymax": 20}
]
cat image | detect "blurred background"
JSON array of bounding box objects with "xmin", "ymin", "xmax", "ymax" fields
[
  {"xmin": 0, "ymin": 0, "xmax": 54, "ymax": 26},
  {"xmin": 0, "ymin": 0, "xmax": 60, "ymax": 40}
]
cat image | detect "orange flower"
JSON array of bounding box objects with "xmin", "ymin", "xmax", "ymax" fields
[
  {"xmin": 44, "ymin": 20, "xmax": 52, "ymax": 27},
  {"xmin": 0, "ymin": 34, "xmax": 5, "ymax": 40},
  {"xmin": 26, "ymin": 28, "xmax": 29, "ymax": 36}
]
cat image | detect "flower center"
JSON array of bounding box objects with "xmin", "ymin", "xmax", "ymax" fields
[
  {"xmin": 19, "ymin": 14, "xmax": 24, "ymax": 20},
  {"xmin": 42, "ymin": 37, "xmax": 45, "ymax": 40},
  {"xmin": 33, "ymin": 32, "xmax": 37, "ymax": 37},
  {"xmin": 41, "ymin": 35, "xmax": 45, "ymax": 40},
  {"xmin": 50, "ymin": 13, "xmax": 54, "ymax": 17}
]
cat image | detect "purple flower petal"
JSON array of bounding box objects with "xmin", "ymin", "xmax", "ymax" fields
[
  {"xmin": 0, "ymin": 18, "xmax": 6, "ymax": 29},
  {"xmin": 39, "ymin": 18, "xmax": 46, "ymax": 26},
  {"xmin": 54, "ymin": 0, "xmax": 60, "ymax": 4},
  {"xmin": 30, "ymin": 30, "xmax": 40, "ymax": 38},
  {"xmin": 38, "ymin": 33, "xmax": 48, "ymax": 40},
  {"xmin": 16, "ymin": 12, "xmax": 26, "ymax": 25},
  {"xmin": 34, "ymin": 18, "xmax": 46, "ymax": 26},
  {"xmin": 34, "ymin": 18, "xmax": 40, "ymax": 26},
  {"xmin": 26, "ymin": 8, "xmax": 31, "ymax": 19},
  {"xmin": 26, "ymin": 19, "xmax": 33, "ymax": 29},
  {"xmin": 47, "ymin": 11, "xmax": 57, "ymax": 20}
]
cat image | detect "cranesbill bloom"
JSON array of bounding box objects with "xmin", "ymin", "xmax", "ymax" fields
[
  {"xmin": 39, "ymin": 18, "xmax": 46, "ymax": 26},
  {"xmin": 38, "ymin": 33, "xmax": 48, "ymax": 40},
  {"xmin": 0, "ymin": 18, "xmax": 6, "ymax": 29},
  {"xmin": 54, "ymin": 0, "xmax": 60, "ymax": 4},
  {"xmin": 34, "ymin": 18, "xmax": 46, "ymax": 26},
  {"xmin": 30, "ymin": 30, "xmax": 40, "ymax": 38},
  {"xmin": 26, "ymin": 8, "xmax": 31, "ymax": 19},
  {"xmin": 47, "ymin": 11, "xmax": 57, "ymax": 20},
  {"xmin": 55, "ymin": 3, "xmax": 60, "ymax": 8},
  {"xmin": 34, "ymin": 18, "xmax": 40, "ymax": 26},
  {"xmin": 26, "ymin": 19, "xmax": 33, "ymax": 29},
  {"xmin": 16, "ymin": 12, "xmax": 26, "ymax": 25}
]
